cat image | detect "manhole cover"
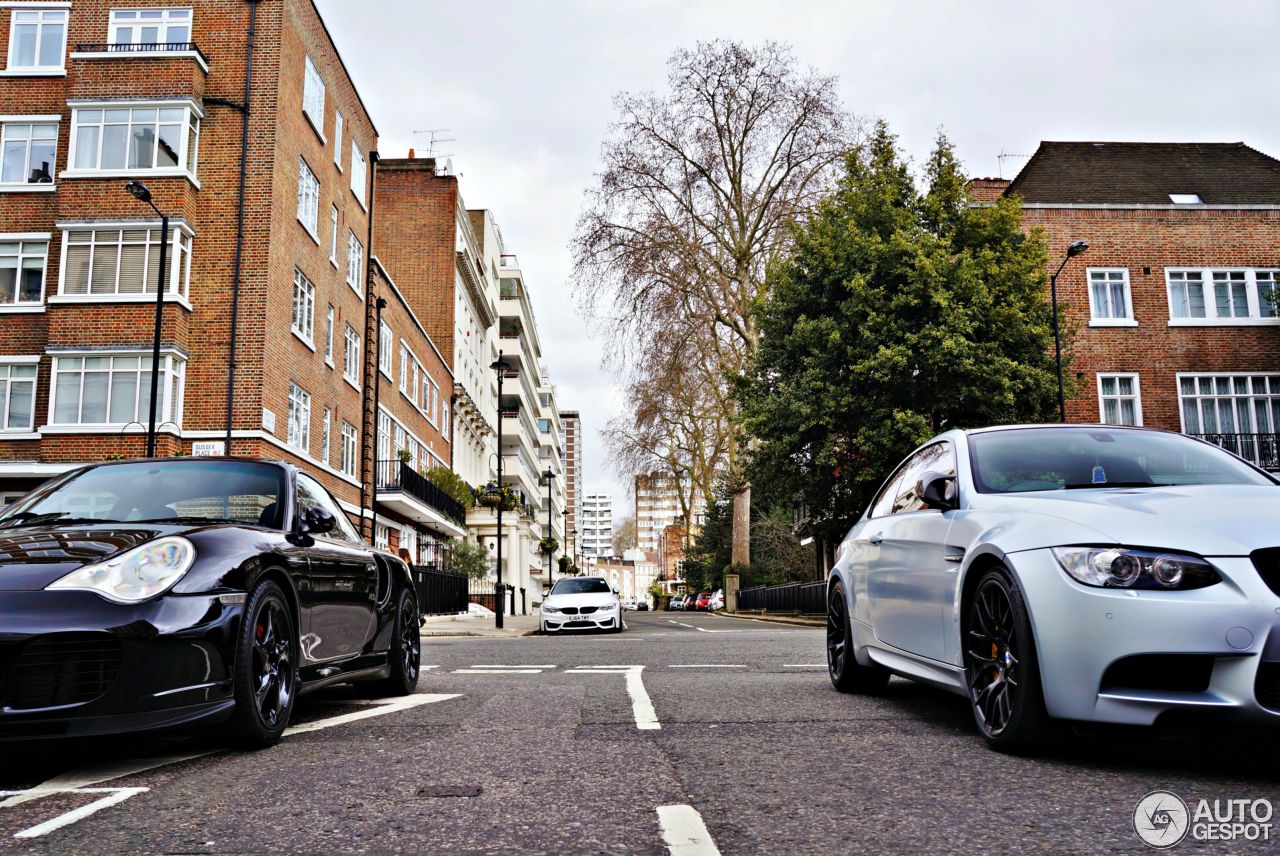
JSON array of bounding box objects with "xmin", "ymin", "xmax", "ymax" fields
[{"xmin": 417, "ymin": 785, "xmax": 483, "ymax": 798}]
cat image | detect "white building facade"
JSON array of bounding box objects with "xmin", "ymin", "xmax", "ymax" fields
[{"xmin": 580, "ymin": 493, "xmax": 613, "ymax": 561}]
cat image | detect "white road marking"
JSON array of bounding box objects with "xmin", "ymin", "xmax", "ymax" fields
[
  {"xmin": 667, "ymin": 665, "xmax": 747, "ymax": 669},
  {"xmin": 1, "ymin": 788, "xmax": 149, "ymax": 840},
  {"xmin": 283, "ymin": 693, "xmax": 460, "ymax": 735},
  {"xmin": 657, "ymin": 804, "xmax": 721, "ymax": 856},
  {"xmin": 470, "ymin": 664, "xmax": 557, "ymax": 668},
  {"xmin": 566, "ymin": 665, "xmax": 660, "ymax": 730},
  {"xmin": 452, "ymin": 669, "xmax": 543, "ymax": 674},
  {"xmin": 783, "ymin": 664, "xmax": 826, "ymax": 668}
]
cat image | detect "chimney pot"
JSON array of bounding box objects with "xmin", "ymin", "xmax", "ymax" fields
[{"xmin": 408, "ymin": 148, "xmax": 416, "ymax": 159}]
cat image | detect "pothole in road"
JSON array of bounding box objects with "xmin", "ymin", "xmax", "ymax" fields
[{"xmin": 416, "ymin": 785, "xmax": 483, "ymax": 798}]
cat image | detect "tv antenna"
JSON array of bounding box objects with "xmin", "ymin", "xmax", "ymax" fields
[
  {"xmin": 997, "ymin": 150, "xmax": 1032, "ymax": 179},
  {"xmin": 413, "ymin": 129, "xmax": 455, "ymax": 160}
]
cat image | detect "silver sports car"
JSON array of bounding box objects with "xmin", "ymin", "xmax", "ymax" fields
[{"xmin": 826, "ymin": 424, "xmax": 1280, "ymax": 753}]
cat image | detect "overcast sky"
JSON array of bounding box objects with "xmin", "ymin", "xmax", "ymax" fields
[{"xmin": 315, "ymin": 0, "xmax": 1280, "ymax": 522}]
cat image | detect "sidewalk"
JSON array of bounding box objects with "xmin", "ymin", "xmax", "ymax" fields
[{"xmin": 420, "ymin": 612, "xmax": 541, "ymax": 637}]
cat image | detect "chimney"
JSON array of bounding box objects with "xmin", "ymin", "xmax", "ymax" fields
[
  {"xmin": 408, "ymin": 148, "xmax": 415, "ymax": 158},
  {"xmin": 966, "ymin": 178, "xmax": 1011, "ymax": 204}
]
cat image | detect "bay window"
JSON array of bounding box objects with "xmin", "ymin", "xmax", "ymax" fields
[
  {"xmin": 108, "ymin": 8, "xmax": 192, "ymax": 47},
  {"xmin": 0, "ymin": 361, "xmax": 37, "ymax": 431},
  {"xmin": 50, "ymin": 352, "xmax": 185, "ymax": 427},
  {"xmin": 59, "ymin": 225, "xmax": 192, "ymax": 302},
  {"xmin": 7, "ymin": 8, "xmax": 67, "ymax": 73},
  {"xmin": 68, "ymin": 102, "xmax": 201, "ymax": 178},
  {"xmin": 0, "ymin": 237, "xmax": 47, "ymax": 307},
  {"xmin": 0, "ymin": 121, "xmax": 56, "ymax": 186},
  {"xmin": 1167, "ymin": 268, "xmax": 1280, "ymax": 323}
]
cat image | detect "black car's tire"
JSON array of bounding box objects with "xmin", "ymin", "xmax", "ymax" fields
[
  {"xmin": 828, "ymin": 578, "xmax": 889, "ymax": 694},
  {"xmin": 365, "ymin": 588, "xmax": 421, "ymax": 697},
  {"xmin": 225, "ymin": 579, "xmax": 298, "ymax": 748},
  {"xmin": 963, "ymin": 567, "xmax": 1064, "ymax": 755}
]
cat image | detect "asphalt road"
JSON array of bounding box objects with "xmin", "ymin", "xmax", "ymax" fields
[{"xmin": 1, "ymin": 610, "xmax": 1279, "ymax": 854}]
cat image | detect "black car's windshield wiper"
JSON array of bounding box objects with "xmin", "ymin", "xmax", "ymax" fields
[
  {"xmin": 1063, "ymin": 481, "xmax": 1160, "ymax": 490},
  {"xmin": 0, "ymin": 512, "xmax": 122, "ymax": 529},
  {"xmin": 131, "ymin": 516, "xmax": 243, "ymax": 525}
]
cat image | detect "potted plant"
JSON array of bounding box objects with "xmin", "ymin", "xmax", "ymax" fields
[
  {"xmin": 396, "ymin": 448, "xmax": 412, "ymax": 463},
  {"xmin": 538, "ymin": 536, "xmax": 559, "ymax": 556}
]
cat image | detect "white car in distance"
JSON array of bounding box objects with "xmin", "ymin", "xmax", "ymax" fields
[{"xmin": 541, "ymin": 577, "xmax": 623, "ymax": 634}]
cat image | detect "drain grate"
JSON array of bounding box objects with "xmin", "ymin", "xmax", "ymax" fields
[{"xmin": 417, "ymin": 785, "xmax": 483, "ymax": 798}]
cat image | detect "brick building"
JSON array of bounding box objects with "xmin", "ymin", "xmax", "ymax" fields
[
  {"xmin": 974, "ymin": 141, "xmax": 1280, "ymax": 468},
  {"xmin": 0, "ymin": 0, "xmax": 454, "ymax": 531}
]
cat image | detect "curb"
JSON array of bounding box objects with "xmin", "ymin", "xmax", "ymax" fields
[{"xmin": 712, "ymin": 611, "xmax": 825, "ymax": 628}]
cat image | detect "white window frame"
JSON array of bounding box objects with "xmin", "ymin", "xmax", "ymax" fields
[
  {"xmin": 55, "ymin": 222, "xmax": 193, "ymax": 307},
  {"xmin": 0, "ymin": 117, "xmax": 58, "ymax": 191},
  {"xmin": 320, "ymin": 406, "xmax": 331, "ymax": 465},
  {"xmin": 333, "ymin": 110, "xmax": 343, "ymax": 170},
  {"xmin": 346, "ymin": 230, "xmax": 363, "ymax": 293},
  {"xmin": 1177, "ymin": 372, "xmax": 1280, "ymax": 436},
  {"xmin": 378, "ymin": 319, "xmax": 393, "ymax": 377},
  {"xmin": 1096, "ymin": 373, "xmax": 1142, "ymax": 426},
  {"xmin": 0, "ymin": 232, "xmax": 49, "ymax": 311},
  {"xmin": 340, "ymin": 420, "xmax": 358, "ymax": 476},
  {"xmin": 4, "ymin": 6, "xmax": 67, "ymax": 75},
  {"xmin": 343, "ymin": 324, "xmax": 361, "ymax": 389},
  {"xmin": 48, "ymin": 350, "xmax": 186, "ymax": 428},
  {"xmin": 0, "ymin": 357, "xmax": 38, "ymax": 432},
  {"xmin": 1165, "ymin": 267, "xmax": 1280, "ymax": 326},
  {"xmin": 65, "ymin": 100, "xmax": 202, "ymax": 183},
  {"xmin": 290, "ymin": 268, "xmax": 315, "ymax": 349},
  {"xmin": 107, "ymin": 8, "xmax": 192, "ymax": 47},
  {"xmin": 296, "ymin": 157, "xmax": 320, "ymax": 242},
  {"xmin": 287, "ymin": 382, "xmax": 311, "ymax": 453},
  {"xmin": 350, "ymin": 141, "xmax": 366, "ymax": 209},
  {"xmin": 1086, "ymin": 267, "xmax": 1136, "ymax": 327},
  {"xmin": 328, "ymin": 204, "xmax": 338, "ymax": 267},
  {"xmin": 324, "ymin": 303, "xmax": 334, "ymax": 366},
  {"xmin": 302, "ymin": 54, "xmax": 326, "ymax": 140}
]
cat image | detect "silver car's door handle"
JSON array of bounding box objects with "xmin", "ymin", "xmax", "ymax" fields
[{"xmin": 869, "ymin": 532, "xmax": 884, "ymax": 546}]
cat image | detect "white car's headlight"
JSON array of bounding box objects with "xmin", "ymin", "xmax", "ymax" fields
[
  {"xmin": 597, "ymin": 602, "xmax": 617, "ymax": 611},
  {"xmin": 542, "ymin": 605, "xmax": 561, "ymax": 614},
  {"xmin": 47, "ymin": 536, "xmax": 196, "ymax": 603},
  {"xmin": 1051, "ymin": 546, "xmax": 1220, "ymax": 591}
]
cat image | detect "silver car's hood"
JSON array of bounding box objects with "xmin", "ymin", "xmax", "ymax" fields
[{"xmin": 973, "ymin": 484, "xmax": 1280, "ymax": 555}]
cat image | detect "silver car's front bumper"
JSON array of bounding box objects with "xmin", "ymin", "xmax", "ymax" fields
[
  {"xmin": 541, "ymin": 611, "xmax": 620, "ymax": 632},
  {"xmin": 1009, "ymin": 549, "xmax": 1280, "ymax": 726}
]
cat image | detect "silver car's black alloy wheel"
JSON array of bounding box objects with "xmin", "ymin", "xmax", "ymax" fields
[
  {"xmin": 827, "ymin": 584, "xmax": 848, "ymax": 679},
  {"xmin": 966, "ymin": 576, "xmax": 1019, "ymax": 736}
]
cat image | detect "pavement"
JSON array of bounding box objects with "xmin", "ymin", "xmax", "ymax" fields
[
  {"xmin": 1, "ymin": 610, "xmax": 1279, "ymax": 854},
  {"xmin": 420, "ymin": 612, "xmax": 541, "ymax": 637}
]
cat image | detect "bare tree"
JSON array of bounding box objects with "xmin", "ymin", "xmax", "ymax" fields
[
  {"xmin": 574, "ymin": 40, "xmax": 856, "ymax": 563},
  {"xmin": 612, "ymin": 515, "xmax": 637, "ymax": 556}
]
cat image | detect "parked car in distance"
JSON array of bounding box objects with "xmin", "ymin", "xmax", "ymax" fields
[
  {"xmin": 708, "ymin": 589, "xmax": 724, "ymax": 611},
  {"xmin": 541, "ymin": 576, "xmax": 622, "ymax": 633},
  {"xmin": 0, "ymin": 457, "xmax": 421, "ymax": 747},
  {"xmin": 694, "ymin": 591, "xmax": 713, "ymax": 610},
  {"xmin": 636, "ymin": 599, "xmax": 649, "ymax": 611},
  {"xmin": 622, "ymin": 597, "xmax": 638, "ymax": 611},
  {"xmin": 827, "ymin": 424, "xmax": 1280, "ymax": 755},
  {"xmin": 669, "ymin": 594, "xmax": 686, "ymax": 610}
]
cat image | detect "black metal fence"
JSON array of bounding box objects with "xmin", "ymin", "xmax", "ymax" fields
[
  {"xmin": 76, "ymin": 41, "xmax": 209, "ymax": 63},
  {"xmin": 467, "ymin": 578, "xmax": 525, "ymax": 616},
  {"xmin": 410, "ymin": 566, "xmax": 469, "ymax": 616},
  {"xmin": 736, "ymin": 581, "xmax": 826, "ymax": 615},
  {"xmin": 1194, "ymin": 432, "xmax": 1280, "ymax": 470},
  {"xmin": 376, "ymin": 459, "xmax": 467, "ymax": 525}
]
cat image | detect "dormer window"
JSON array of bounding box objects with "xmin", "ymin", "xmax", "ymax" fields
[{"xmin": 1169, "ymin": 193, "xmax": 1203, "ymax": 204}]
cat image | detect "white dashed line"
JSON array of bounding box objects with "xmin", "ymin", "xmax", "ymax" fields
[
  {"xmin": 452, "ymin": 669, "xmax": 543, "ymax": 674},
  {"xmin": 566, "ymin": 665, "xmax": 660, "ymax": 729},
  {"xmin": 783, "ymin": 664, "xmax": 827, "ymax": 668},
  {"xmin": 667, "ymin": 665, "xmax": 747, "ymax": 669},
  {"xmin": 1, "ymin": 788, "xmax": 149, "ymax": 839},
  {"xmin": 657, "ymin": 804, "xmax": 722, "ymax": 855}
]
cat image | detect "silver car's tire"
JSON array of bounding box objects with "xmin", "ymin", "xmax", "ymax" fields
[
  {"xmin": 827, "ymin": 578, "xmax": 889, "ymax": 694},
  {"xmin": 963, "ymin": 567, "xmax": 1064, "ymax": 755}
]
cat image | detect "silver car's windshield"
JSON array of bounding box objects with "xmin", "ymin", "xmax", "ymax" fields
[
  {"xmin": 551, "ymin": 578, "xmax": 611, "ymax": 595},
  {"xmin": 0, "ymin": 460, "xmax": 287, "ymax": 527},
  {"xmin": 968, "ymin": 428, "xmax": 1276, "ymax": 493}
]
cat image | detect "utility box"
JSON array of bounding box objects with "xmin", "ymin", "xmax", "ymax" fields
[{"xmin": 725, "ymin": 573, "xmax": 740, "ymax": 613}]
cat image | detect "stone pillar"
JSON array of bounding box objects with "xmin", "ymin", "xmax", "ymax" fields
[{"xmin": 725, "ymin": 573, "xmax": 740, "ymax": 613}]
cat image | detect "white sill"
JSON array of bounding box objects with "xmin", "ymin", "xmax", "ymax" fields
[
  {"xmin": 0, "ymin": 304, "xmax": 45, "ymax": 313},
  {"xmin": 347, "ymin": 279, "xmax": 363, "ymax": 299},
  {"xmin": 60, "ymin": 168, "xmax": 201, "ymax": 190},
  {"xmin": 0, "ymin": 431, "xmax": 39, "ymax": 440},
  {"xmin": 303, "ymin": 109, "xmax": 327, "ymax": 144},
  {"xmin": 49, "ymin": 293, "xmax": 193, "ymax": 311},
  {"xmin": 0, "ymin": 183, "xmax": 55, "ymax": 193},
  {"xmin": 330, "ymin": 256, "xmax": 338, "ymax": 269},
  {"xmin": 1088, "ymin": 318, "xmax": 1139, "ymax": 327},
  {"xmin": 325, "ymin": 357, "xmax": 335, "ymax": 369},
  {"xmin": 0, "ymin": 67, "xmax": 66, "ymax": 77},
  {"xmin": 299, "ymin": 218, "xmax": 321, "ymax": 246},
  {"xmin": 292, "ymin": 329, "xmax": 316, "ymax": 352},
  {"xmin": 41, "ymin": 424, "xmax": 182, "ymax": 436},
  {"xmin": 1167, "ymin": 317, "xmax": 1280, "ymax": 326},
  {"xmin": 69, "ymin": 50, "xmax": 210, "ymax": 74},
  {"xmin": 343, "ymin": 375, "xmax": 361, "ymax": 392},
  {"xmin": 351, "ymin": 188, "xmax": 367, "ymax": 212}
]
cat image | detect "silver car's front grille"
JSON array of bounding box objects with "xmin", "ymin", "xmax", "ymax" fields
[
  {"xmin": 1255, "ymin": 663, "xmax": 1280, "ymax": 711},
  {"xmin": 559, "ymin": 607, "xmax": 579, "ymax": 615},
  {"xmin": 579, "ymin": 606, "xmax": 598, "ymax": 615},
  {"xmin": 1251, "ymin": 548, "xmax": 1280, "ymax": 597}
]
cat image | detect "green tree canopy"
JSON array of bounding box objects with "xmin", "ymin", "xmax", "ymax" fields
[{"xmin": 739, "ymin": 123, "xmax": 1063, "ymax": 544}]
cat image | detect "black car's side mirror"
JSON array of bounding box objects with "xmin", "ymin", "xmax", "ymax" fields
[
  {"xmin": 918, "ymin": 472, "xmax": 959, "ymax": 512},
  {"xmin": 301, "ymin": 505, "xmax": 336, "ymax": 534}
]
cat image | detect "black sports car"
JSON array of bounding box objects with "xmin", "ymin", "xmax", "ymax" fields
[{"xmin": 0, "ymin": 457, "xmax": 421, "ymax": 746}]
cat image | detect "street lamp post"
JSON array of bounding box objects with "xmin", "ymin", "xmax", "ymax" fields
[
  {"xmin": 490, "ymin": 353, "xmax": 511, "ymax": 629},
  {"xmin": 124, "ymin": 181, "xmax": 170, "ymax": 458},
  {"xmin": 1050, "ymin": 240, "xmax": 1089, "ymax": 422},
  {"xmin": 542, "ymin": 467, "xmax": 555, "ymax": 594},
  {"xmin": 570, "ymin": 527, "xmax": 578, "ymax": 574}
]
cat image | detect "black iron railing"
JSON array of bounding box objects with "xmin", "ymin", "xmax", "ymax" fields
[
  {"xmin": 737, "ymin": 581, "xmax": 826, "ymax": 615},
  {"xmin": 410, "ymin": 565, "xmax": 468, "ymax": 616},
  {"xmin": 1194, "ymin": 433, "xmax": 1280, "ymax": 470},
  {"xmin": 76, "ymin": 41, "xmax": 210, "ymax": 64},
  {"xmin": 376, "ymin": 459, "xmax": 467, "ymax": 525}
]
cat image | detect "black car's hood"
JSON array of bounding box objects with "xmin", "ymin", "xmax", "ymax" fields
[{"xmin": 0, "ymin": 524, "xmax": 185, "ymax": 591}]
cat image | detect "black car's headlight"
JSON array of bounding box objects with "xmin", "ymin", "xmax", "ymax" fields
[
  {"xmin": 1051, "ymin": 546, "xmax": 1220, "ymax": 591},
  {"xmin": 46, "ymin": 536, "xmax": 196, "ymax": 603}
]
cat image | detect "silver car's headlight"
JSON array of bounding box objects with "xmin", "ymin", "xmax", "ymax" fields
[
  {"xmin": 597, "ymin": 602, "xmax": 616, "ymax": 611},
  {"xmin": 542, "ymin": 605, "xmax": 561, "ymax": 614},
  {"xmin": 47, "ymin": 536, "xmax": 196, "ymax": 603},
  {"xmin": 1051, "ymin": 546, "xmax": 1220, "ymax": 591}
]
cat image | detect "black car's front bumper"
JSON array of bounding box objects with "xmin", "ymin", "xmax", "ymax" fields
[{"xmin": 0, "ymin": 590, "xmax": 242, "ymax": 739}]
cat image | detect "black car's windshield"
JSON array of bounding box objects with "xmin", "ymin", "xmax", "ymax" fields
[
  {"xmin": 969, "ymin": 428, "xmax": 1277, "ymax": 493},
  {"xmin": 0, "ymin": 460, "xmax": 287, "ymax": 528},
  {"xmin": 551, "ymin": 578, "xmax": 612, "ymax": 595}
]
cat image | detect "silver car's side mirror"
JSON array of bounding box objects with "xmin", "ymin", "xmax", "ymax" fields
[{"xmin": 918, "ymin": 472, "xmax": 958, "ymax": 512}]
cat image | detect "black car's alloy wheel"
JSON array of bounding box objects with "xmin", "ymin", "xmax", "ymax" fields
[
  {"xmin": 827, "ymin": 579, "xmax": 888, "ymax": 694},
  {"xmin": 963, "ymin": 568, "xmax": 1062, "ymax": 754},
  {"xmin": 226, "ymin": 579, "xmax": 297, "ymax": 747}
]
